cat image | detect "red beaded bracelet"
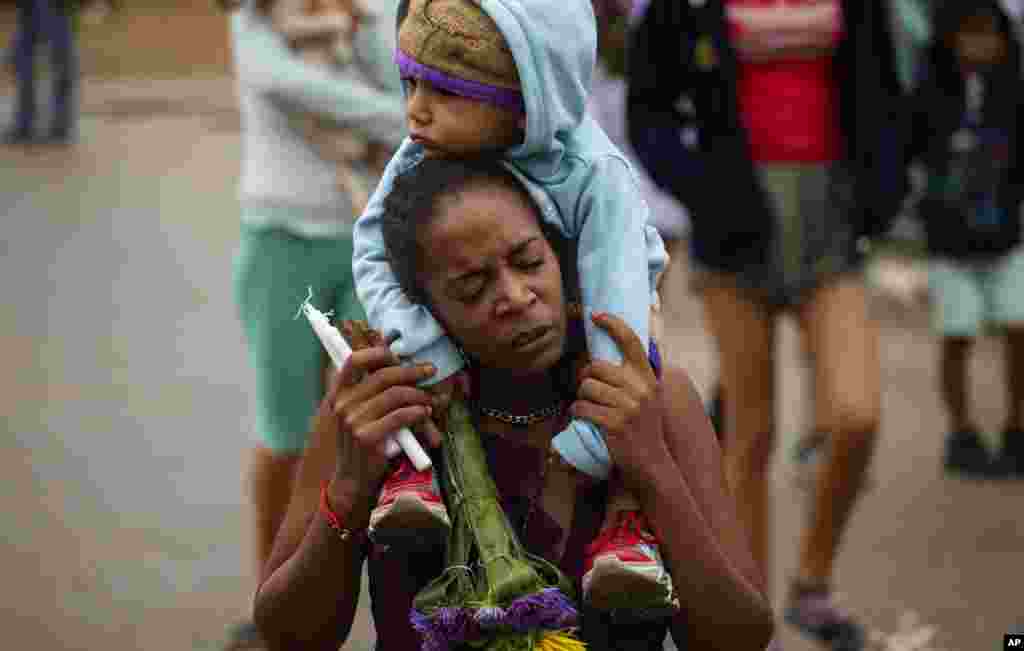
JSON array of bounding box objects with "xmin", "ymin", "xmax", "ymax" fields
[{"xmin": 320, "ymin": 481, "xmax": 369, "ymax": 546}]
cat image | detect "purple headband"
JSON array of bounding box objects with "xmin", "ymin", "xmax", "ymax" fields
[{"xmin": 395, "ymin": 49, "xmax": 526, "ymax": 114}]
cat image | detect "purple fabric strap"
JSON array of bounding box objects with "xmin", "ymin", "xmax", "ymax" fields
[{"xmin": 395, "ymin": 49, "xmax": 525, "ymax": 113}]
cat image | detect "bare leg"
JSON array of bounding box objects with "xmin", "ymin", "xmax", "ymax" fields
[
  {"xmin": 1005, "ymin": 326, "xmax": 1024, "ymax": 431},
  {"xmin": 796, "ymin": 277, "xmax": 880, "ymax": 585},
  {"xmin": 941, "ymin": 337, "xmax": 975, "ymax": 432},
  {"xmin": 701, "ymin": 281, "xmax": 777, "ymax": 585},
  {"xmin": 793, "ymin": 314, "xmax": 827, "ymax": 488}
]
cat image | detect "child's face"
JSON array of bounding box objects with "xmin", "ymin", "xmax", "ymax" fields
[
  {"xmin": 402, "ymin": 77, "xmax": 525, "ymax": 159},
  {"xmin": 952, "ymin": 12, "xmax": 1008, "ymax": 70}
]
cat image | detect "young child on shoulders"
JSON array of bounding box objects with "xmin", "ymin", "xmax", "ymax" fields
[{"xmin": 352, "ymin": 0, "xmax": 676, "ymax": 616}]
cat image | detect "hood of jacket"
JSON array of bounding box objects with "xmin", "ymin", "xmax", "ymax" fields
[{"xmin": 397, "ymin": 0, "xmax": 598, "ymax": 180}]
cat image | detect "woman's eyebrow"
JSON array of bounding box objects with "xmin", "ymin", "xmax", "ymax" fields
[{"xmin": 509, "ymin": 237, "xmax": 540, "ymax": 257}]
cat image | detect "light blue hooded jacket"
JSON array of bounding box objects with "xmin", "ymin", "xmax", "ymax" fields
[{"xmin": 352, "ymin": 0, "xmax": 668, "ymax": 479}]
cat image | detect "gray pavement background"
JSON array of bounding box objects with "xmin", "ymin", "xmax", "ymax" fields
[{"xmin": 3, "ymin": 76, "xmax": 1024, "ymax": 651}]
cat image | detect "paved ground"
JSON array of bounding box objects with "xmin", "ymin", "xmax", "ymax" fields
[
  {"xmin": 2, "ymin": 69, "xmax": 1024, "ymax": 651},
  {"xmin": 0, "ymin": 3, "xmax": 234, "ymax": 81}
]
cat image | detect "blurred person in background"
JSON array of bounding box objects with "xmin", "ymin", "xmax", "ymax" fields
[
  {"xmin": 627, "ymin": 1, "xmax": 907, "ymax": 649},
  {"xmin": 887, "ymin": 1, "xmax": 1023, "ymax": 89},
  {"xmin": 907, "ymin": 1, "xmax": 1024, "ymax": 479},
  {"xmin": 889, "ymin": 0, "xmax": 936, "ymax": 92},
  {"xmin": 224, "ymin": 0, "xmax": 406, "ymax": 647},
  {"xmin": 3, "ymin": 0, "xmax": 79, "ymax": 144},
  {"xmin": 587, "ymin": 0, "xmax": 690, "ymax": 264}
]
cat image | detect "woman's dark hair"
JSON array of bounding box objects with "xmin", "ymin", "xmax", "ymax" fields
[{"xmin": 380, "ymin": 156, "xmax": 566, "ymax": 306}]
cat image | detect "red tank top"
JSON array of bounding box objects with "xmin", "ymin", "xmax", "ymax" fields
[{"xmin": 726, "ymin": 0, "xmax": 845, "ymax": 162}]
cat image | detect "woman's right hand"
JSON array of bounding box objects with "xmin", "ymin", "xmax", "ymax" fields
[{"xmin": 323, "ymin": 340, "xmax": 438, "ymax": 490}]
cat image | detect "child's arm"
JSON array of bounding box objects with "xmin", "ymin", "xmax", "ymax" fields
[
  {"xmin": 645, "ymin": 222, "xmax": 670, "ymax": 311},
  {"xmin": 546, "ymin": 156, "xmax": 665, "ymax": 479},
  {"xmin": 233, "ymin": 7, "xmax": 405, "ymax": 148},
  {"xmin": 572, "ymin": 156, "xmax": 664, "ymax": 364},
  {"xmin": 351, "ymin": 147, "xmax": 466, "ymax": 387}
]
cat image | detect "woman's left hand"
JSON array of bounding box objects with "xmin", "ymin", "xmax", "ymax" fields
[{"xmin": 570, "ymin": 312, "xmax": 674, "ymax": 492}]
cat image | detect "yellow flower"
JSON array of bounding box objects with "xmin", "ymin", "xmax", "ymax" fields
[{"xmin": 535, "ymin": 631, "xmax": 586, "ymax": 651}]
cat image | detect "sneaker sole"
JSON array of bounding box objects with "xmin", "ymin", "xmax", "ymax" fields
[
  {"xmin": 369, "ymin": 493, "xmax": 450, "ymax": 547},
  {"xmin": 582, "ymin": 556, "xmax": 678, "ymax": 616},
  {"xmin": 784, "ymin": 608, "xmax": 865, "ymax": 651}
]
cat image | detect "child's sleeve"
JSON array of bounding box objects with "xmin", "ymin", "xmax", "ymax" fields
[
  {"xmin": 351, "ymin": 146, "xmax": 465, "ymax": 386},
  {"xmin": 546, "ymin": 157, "xmax": 666, "ymax": 480},
  {"xmin": 573, "ymin": 156, "xmax": 665, "ymax": 364},
  {"xmin": 233, "ymin": 9, "xmax": 405, "ymax": 148},
  {"xmin": 645, "ymin": 222, "xmax": 669, "ymax": 306}
]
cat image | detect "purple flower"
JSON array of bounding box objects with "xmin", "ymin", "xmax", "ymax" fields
[
  {"xmin": 504, "ymin": 588, "xmax": 578, "ymax": 633},
  {"xmin": 474, "ymin": 605, "xmax": 507, "ymax": 629},
  {"xmin": 410, "ymin": 609, "xmax": 447, "ymax": 651},
  {"xmin": 410, "ymin": 606, "xmax": 483, "ymax": 646}
]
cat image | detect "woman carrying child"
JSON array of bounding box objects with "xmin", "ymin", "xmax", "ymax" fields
[
  {"xmin": 351, "ymin": 0, "xmax": 690, "ymax": 620},
  {"xmin": 253, "ymin": 155, "xmax": 773, "ymax": 650}
]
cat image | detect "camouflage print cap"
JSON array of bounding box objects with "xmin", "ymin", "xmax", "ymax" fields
[{"xmin": 396, "ymin": 0, "xmax": 524, "ymax": 112}]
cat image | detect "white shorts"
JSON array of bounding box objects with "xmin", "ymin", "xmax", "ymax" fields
[{"xmin": 929, "ymin": 246, "xmax": 1024, "ymax": 337}]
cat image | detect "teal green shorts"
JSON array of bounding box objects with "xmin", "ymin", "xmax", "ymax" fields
[
  {"xmin": 929, "ymin": 246, "xmax": 1024, "ymax": 338},
  {"xmin": 234, "ymin": 223, "xmax": 366, "ymax": 453}
]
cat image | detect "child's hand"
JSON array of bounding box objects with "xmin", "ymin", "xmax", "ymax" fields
[
  {"xmin": 572, "ymin": 313, "xmax": 673, "ymax": 494},
  {"xmin": 418, "ymin": 372, "xmax": 471, "ymax": 435},
  {"xmin": 425, "ymin": 373, "xmax": 458, "ymax": 415}
]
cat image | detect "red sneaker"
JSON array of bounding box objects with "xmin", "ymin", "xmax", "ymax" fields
[
  {"xmin": 369, "ymin": 457, "xmax": 450, "ymax": 547},
  {"xmin": 582, "ymin": 511, "xmax": 678, "ymax": 617}
]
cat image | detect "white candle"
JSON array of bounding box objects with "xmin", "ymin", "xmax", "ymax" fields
[{"xmin": 301, "ymin": 300, "xmax": 431, "ymax": 471}]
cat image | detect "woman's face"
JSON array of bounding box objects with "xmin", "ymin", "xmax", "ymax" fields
[{"xmin": 417, "ymin": 181, "xmax": 568, "ymax": 376}]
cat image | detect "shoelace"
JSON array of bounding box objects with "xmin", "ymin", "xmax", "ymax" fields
[{"xmin": 585, "ymin": 511, "xmax": 660, "ymax": 557}]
